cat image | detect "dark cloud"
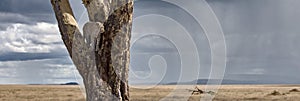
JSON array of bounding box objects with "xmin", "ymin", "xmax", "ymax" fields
[
  {"xmin": 130, "ymin": 0, "xmax": 300, "ymax": 84},
  {"xmin": 0, "ymin": 12, "xmax": 33, "ymax": 24},
  {"xmin": 0, "ymin": 0, "xmax": 56, "ymax": 24},
  {"xmin": 131, "ymin": 35, "xmax": 178, "ymax": 53},
  {"xmin": 207, "ymin": 0, "xmax": 300, "ymax": 82},
  {"xmin": 0, "ymin": 0, "xmax": 52, "ymax": 14},
  {"xmin": 208, "ymin": 0, "xmax": 300, "ymax": 34},
  {"xmin": 130, "ymin": 0, "xmax": 212, "ymax": 84},
  {"xmin": 0, "ymin": 52, "xmax": 67, "ymax": 62},
  {"xmin": 0, "ymin": 0, "xmax": 87, "ymax": 27}
]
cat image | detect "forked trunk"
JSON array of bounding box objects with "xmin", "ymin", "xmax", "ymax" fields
[{"xmin": 51, "ymin": 0, "xmax": 133, "ymax": 100}]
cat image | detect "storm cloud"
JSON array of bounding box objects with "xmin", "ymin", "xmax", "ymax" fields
[
  {"xmin": 1, "ymin": 0, "xmax": 300, "ymax": 84},
  {"xmin": 130, "ymin": 0, "xmax": 300, "ymax": 84},
  {"xmin": 0, "ymin": 0, "xmax": 82, "ymax": 84}
]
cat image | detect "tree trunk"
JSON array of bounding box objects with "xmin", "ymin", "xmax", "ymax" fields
[{"xmin": 50, "ymin": 0, "xmax": 133, "ymax": 100}]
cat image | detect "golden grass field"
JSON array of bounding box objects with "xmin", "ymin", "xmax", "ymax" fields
[{"xmin": 0, "ymin": 85, "xmax": 300, "ymax": 101}]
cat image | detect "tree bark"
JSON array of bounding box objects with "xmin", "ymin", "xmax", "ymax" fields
[{"xmin": 51, "ymin": 0, "xmax": 133, "ymax": 100}]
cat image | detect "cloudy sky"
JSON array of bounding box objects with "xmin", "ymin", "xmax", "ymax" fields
[
  {"xmin": 0, "ymin": 0, "xmax": 83, "ymax": 84},
  {"xmin": 0, "ymin": 0, "xmax": 300, "ymax": 84}
]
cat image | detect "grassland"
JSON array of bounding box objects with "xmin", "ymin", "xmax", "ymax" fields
[{"xmin": 0, "ymin": 85, "xmax": 300, "ymax": 101}]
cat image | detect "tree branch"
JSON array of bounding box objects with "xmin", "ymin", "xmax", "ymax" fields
[{"xmin": 51, "ymin": 0, "xmax": 80, "ymax": 56}]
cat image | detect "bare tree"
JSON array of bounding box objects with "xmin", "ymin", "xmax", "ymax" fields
[{"xmin": 51, "ymin": 0, "xmax": 133, "ymax": 100}]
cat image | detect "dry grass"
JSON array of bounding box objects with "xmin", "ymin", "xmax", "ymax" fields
[
  {"xmin": 0, "ymin": 85, "xmax": 300, "ymax": 101},
  {"xmin": 0, "ymin": 85, "xmax": 84, "ymax": 101},
  {"xmin": 131, "ymin": 85, "xmax": 300, "ymax": 101}
]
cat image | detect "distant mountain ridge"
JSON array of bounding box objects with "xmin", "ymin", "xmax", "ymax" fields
[
  {"xmin": 166, "ymin": 79, "xmax": 298, "ymax": 85},
  {"xmin": 61, "ymin": 82, "xmax": 79, "ymax": 85}
]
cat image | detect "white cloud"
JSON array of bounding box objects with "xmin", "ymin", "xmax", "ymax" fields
[
  {"xmin": 0, "ymin": 22, "xmax": 63, "ymax": 53},
  {"xmin": 0, "ymin": 22, "xmax": 77, "ymax": 84},
  {"xmin": 0, "ymin": 58, "xmax": 80, "ymax": 84}
]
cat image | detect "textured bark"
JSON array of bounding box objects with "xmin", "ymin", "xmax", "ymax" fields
[{"xmin": 51, "ymin": 0, "xmax": 133, "ymax": 100}]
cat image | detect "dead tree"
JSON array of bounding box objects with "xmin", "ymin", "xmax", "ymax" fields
[
  {"xmin": 51, "ymin": 0, "xmax": 133, "ymax": 100},
  {"xmin": 191, "ymin": 86, "xmax": 204, "ymax": 95}
]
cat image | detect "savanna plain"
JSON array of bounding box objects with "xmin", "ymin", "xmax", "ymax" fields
[{"xmin": 0, "ymin": 85, "xmax": 300, "ymax": 101}]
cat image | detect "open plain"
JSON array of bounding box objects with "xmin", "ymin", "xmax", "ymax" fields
[{"xmin": 0, "ymin": 85, "xmax": 300, "ymax": 101}]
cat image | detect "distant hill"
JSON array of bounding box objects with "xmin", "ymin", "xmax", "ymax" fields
[
  {"xmin": 60, "ymin": 82, "xmax": 79, "ymax": 85},
  {"xmin": 166, "ymin": 79, "xmax": 296, "ymax": 85},
  {"xmin": 28, "ymin": 82, "xmax": 79, "ymax": 85}
]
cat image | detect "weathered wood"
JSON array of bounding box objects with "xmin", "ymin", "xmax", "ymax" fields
[{"xmin": 51, "ymin": 0, "xmax": 133, "ymax": 100}]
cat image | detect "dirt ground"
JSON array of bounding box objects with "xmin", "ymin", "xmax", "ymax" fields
[{"xmin": 0, "ymin": 85, "xmax": 299, "ymax": 101}]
